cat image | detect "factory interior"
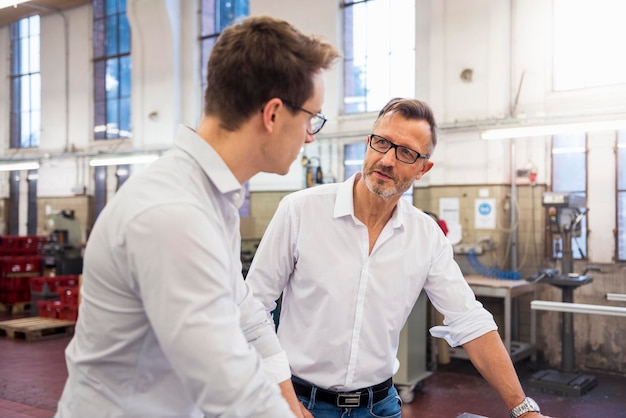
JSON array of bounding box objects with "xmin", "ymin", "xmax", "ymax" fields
[{"xmin": 0, "ymin": 0, "xmax": 625, "ymax": 417}]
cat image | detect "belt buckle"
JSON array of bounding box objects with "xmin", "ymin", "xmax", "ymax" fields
[{"xmin": 336, "ymin": 392, "xmax": 362, "ymax": 408}]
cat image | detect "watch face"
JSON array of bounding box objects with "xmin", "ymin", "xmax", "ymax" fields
[
  {"xmin": 511, "ymin": 397, "xmax": 540, "ymax": 418},
  {"xmin": 526, "ymin": 397, "xmax": 539, "ymax": 410}
]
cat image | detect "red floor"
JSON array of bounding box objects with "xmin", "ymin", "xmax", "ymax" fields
[{"xmin": 1, "ymin": 312, "xmax": 625, "ymax": 418}]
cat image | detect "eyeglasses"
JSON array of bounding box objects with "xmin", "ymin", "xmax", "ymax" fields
[
  {"xmin": 368, "ymin": 134, "xmax": 430, "ymax": 164},
  {"xmin": 281, "ymin": 99, "xmax": 327, "ymax": 135}
]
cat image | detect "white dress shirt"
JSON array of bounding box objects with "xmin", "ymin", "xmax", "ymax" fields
[
  {"xmin": 246, "ymin": 173, "xmax": 497, "ymax": 392},
  {"xmin": 55, "ymin": 125, "xmax": 294, "ymax": 418}
]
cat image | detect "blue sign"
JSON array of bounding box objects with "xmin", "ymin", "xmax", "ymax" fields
[{"xmin": 478, "ymin": 203, "xmax": 492, "ymax": 215}]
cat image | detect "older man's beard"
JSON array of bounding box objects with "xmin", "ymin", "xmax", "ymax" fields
[{"xmin": 362, "ymin": 164, "xmax": 414, "ymax": 200}]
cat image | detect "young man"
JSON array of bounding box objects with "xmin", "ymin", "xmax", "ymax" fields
[
  {"xmin": 55, "ymin": 16, "xmax": 339, "ymax": 418},
  {"xmin": 247, "ymin": 98, "xmax": 552, "ymax": 418}
]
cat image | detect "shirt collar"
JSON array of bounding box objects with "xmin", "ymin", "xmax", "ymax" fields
[
  {"xmin": 174, "ymin": 124, "xmax": 245, "ymax": 207},
  {"xmin": 334, "ymin": 172, "xmax": 405, "ymax": 229}
]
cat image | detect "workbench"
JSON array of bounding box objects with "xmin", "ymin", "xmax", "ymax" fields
[{"xmin": 447, "ymin": 275, "xmax": 537, "ymax": 363}]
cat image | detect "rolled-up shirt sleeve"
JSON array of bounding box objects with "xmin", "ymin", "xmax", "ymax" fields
[
  {"xmin": 429, "ymin": 304, "xmax": 497, "ymax": 347},
  {"xmin": 424, "ymin": 232, "xmax": 498, "ymax": 348}
]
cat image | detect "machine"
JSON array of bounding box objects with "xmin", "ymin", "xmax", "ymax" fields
[{"xmin": 527, "ymin": 192, "xmax": 598, "ymax": 396}]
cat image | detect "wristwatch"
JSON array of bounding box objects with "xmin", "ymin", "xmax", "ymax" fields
[{"xmin": 510, "ymin": 397, "xmax": 540, "ymax": 418}]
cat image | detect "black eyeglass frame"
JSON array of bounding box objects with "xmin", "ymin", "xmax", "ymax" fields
[
  {"xmin": 280, "ymin": 99, "xmax": 327, "ymax": 135},
  {"xmin": 368, "ymin": 134, "xmax": 430, "ymax": 164}
]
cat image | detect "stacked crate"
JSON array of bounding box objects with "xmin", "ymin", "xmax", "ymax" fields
[
  {"xmin": 0, "ymin": 236, "xmax": 47, "ymax": 308},
  {"xmin": 32, "ymin": 275, "xmax": 80, "ymax": 321}
]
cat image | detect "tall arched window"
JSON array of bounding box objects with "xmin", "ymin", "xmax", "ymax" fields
[{"xmin": 93, "ymin": 0, "xmax": 132, "ymax": 140}]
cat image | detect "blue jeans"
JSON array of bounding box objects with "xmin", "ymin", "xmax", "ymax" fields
[{"xmin": 294, "ymin": 377, "xmax": 402, "ymax": 418}]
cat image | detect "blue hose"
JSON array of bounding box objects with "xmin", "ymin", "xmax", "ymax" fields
[{"xmin": 466, "ymin": 249, "xmax": 522, "ymax": 280}]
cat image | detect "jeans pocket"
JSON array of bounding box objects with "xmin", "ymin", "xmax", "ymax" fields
[{"xmin": 369, "ymin": 392, "xmax": 402, "ymax": 418}]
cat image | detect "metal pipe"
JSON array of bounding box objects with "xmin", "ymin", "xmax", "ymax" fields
[
  {"xmin": 607, "ymin": 293, "xmax": 626, "ymax": 302},
  {"xmin": 531, "ymin": 300, "xmax": 626, "ymax": 317}
]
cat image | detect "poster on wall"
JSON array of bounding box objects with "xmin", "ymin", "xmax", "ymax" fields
[
  {"xmin": 439, "ymin": 197, "xmax": 461, "ymax": 244},
  {"xmin": 475, "ymin": 198, "xmax": 496, "ymax": 229}
]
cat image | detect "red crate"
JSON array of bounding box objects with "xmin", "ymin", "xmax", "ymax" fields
[
  {"xmin": 37, "ymin": 300, "xmax": 63, "ymax": 319},
  {"xmin": 0, "ymin": 256, "xmax": 42, "ymax": 275},
  {"xmin": 0, "ymin": 289, "xmax": 30, "ymax": 304},
  {"xmin": 46, "ymin": 276, "xmax": 79, "ymax": 293},
  {"xmin": 0, "ymin": 236, "xmax": 20, "ymax": 249},
  {"xmin": 30, "ymin": 275, "xmax": 79, "ymax": 294},
  {"xmin": 58, "ymin": 286, "xmax": 80, "ymax": 308},
  {"xmin": 0, "ymin": 275, "xmax": 32, "ymax": 291},
  {"xmin": 60, "ymin": 306, "xmax": 78, "ymax": 321},
  {"xmin": 30, "ymin": 277, "xmax": 47, "ymax": 293}
]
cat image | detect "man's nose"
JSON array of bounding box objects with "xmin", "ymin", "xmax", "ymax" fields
[{"xmin": 304, "ymin": 131, "xmax": 315, "ymax": 144}]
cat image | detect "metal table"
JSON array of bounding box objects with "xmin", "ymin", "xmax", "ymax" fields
[{"xmin": 447, "ymin": 275, "xmax": 537, "ymax": 362}]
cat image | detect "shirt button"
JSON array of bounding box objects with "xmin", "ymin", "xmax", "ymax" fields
[{"xmin": 233, "ymin": 192, "xmax": 240, "ymax": 201}]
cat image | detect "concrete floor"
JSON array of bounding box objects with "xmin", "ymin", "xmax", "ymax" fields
[{"xmin": 0, "ymin": 315, "xmax": 625, "ymax": 418}]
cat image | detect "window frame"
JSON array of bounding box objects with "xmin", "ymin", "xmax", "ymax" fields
[
  {"xmin": 93, "ymin": 0, "xmax": 132, "ymax": 140},
  {"xmin": 341, "ymin": 0, "xmax": 416, "ymax": 114},
  {"xmin": 550, "ymin": 133, "xmax": 588, "ymax": 260},
  {"xmin": 9, "ymin": 15, "xmax": 41, "ymax": 149}
]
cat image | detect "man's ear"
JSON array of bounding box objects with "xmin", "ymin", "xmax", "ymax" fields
[
  {"xmin": 415, "ymin": 160, "xmax": 434, "ymax": 181},
  {"xmin": 261, "ymin": 98, "xmax": 283, "ymax": 133}
]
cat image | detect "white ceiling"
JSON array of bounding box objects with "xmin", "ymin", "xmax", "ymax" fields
[{"xmin": 0, "ymin": 0, "xmax": 91, "ymax": 27}]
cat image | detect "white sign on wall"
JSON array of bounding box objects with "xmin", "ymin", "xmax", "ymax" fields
[{"xmin": 475, "ymin": 198, "xmax": 496, "ymax": 229}]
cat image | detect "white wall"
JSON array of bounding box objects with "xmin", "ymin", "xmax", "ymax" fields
[{"xmin": 0, "ymin": 0, "xmax": 624, "ymax": 260}]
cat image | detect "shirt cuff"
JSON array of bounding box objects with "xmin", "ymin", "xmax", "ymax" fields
[
  {"xmin": 261, "ymin": 350, "xmax": 292, "ymax": 383},
  {"xmin": 429, "ymin": 306, "xmax": 497, "ymax": 347}
]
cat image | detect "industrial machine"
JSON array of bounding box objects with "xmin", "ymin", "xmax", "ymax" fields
[{"xmin": 527, "ymin": 192, "xmax": 598, "ymax": 396}]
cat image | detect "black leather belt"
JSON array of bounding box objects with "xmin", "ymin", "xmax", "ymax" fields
[{"xmin": 292, "ymin": 377, "xmax": 393, "ymax": 408}]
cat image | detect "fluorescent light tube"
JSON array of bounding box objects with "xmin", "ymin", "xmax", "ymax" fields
[
  {"xmin": 481, "ymin": 119, "xmax": 626, "ymax": 140},
  {"xmin": 0, "ymin": 161, "xmax": 40, "ymax": 171},
  {"xmin": 89, "ymin": 153, "xmax": 160, "ymax": 167}
]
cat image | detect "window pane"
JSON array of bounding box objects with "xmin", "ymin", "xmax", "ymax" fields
[
  {"xmin": 552, "ymin": 153, "xmax": 586, "ymax": 192},
  {"xmin": 552, "ymin": 133, "xmax": 586, "ymax": 192},
  {"xmin": 552, "ymin": 133, "xmax": 586, "ymax": 259},
  {"xmin": 20, "ymin": 36, "xmax": 29, "ymax": 73},
  {"xmin": 30, "ymin": 110, "xmax": 41, "ymax": 146},
  {"xmin": 29, "ymin": 34, "xmax": 40, "ymax": 72},
  {"xmin": 31, "ymin": 73, "xmax": 40, "ymax": 111},
  {"xmin": 93, "ymin": 0, "xmax": 105, "ymax": 19},
  {"xmin": 344, "ymin": 142, "xmax": 366, "ymax": 180},
  {"xmin": 119, "ymin": 97, "xmax": 131, "ymax": 136},
  {"xmin": 106, "ymin": 58, "xmax": 120, "ymax": 99},
  {"xmin": 106, "ymin": 0, "xmax": 118, "ymax": 15},
  {"xmin": 20, "ymin": 75, "xmax": 31, "ymax": 111},
  {"xmin": 94, "ymin": 100, "xmax": 106, "ymax": 139},
  {"xmin": 11, "ymin": 77, "xmax": 21, "ymax": 115},
  {"xmin": 106, "ymin": 99, "xmax": 119, "ymax": 138},
  {"xmin": 119, "ymin": 14, "xmax": 131, "ymax": 54},
  {"xmin": 20, "ymin": 111, "xmax": 31, "ymax": 147},
  {"xmin": 19, "ymin": 18, "xmax": 29, "ymax": 37},
  {"xmin": 93, "ymin": 18, "xmax": 106, "ymax": 58},
  {"xmin": 29, "ymin": 15, "xmax": 39, "ymax": 36},
  {"xmin": 119, "ymin": 55, "xmax": 131, "ymax": 97},
  {"xmin": 106, "ymin": 15, "xmax": 119, "ymax": 55},
  {"xmin": 201, "ymin": 0, "xmax": 217, "ymax": 36}
]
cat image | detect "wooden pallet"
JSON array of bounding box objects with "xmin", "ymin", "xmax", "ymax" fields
[
  {"xmin": 0, "ymin": 301, "xmax": 32, "ymax": 315},
  {"xmin": 0, "ymin": 317, "xmax": 75, "ymax": 341}
]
